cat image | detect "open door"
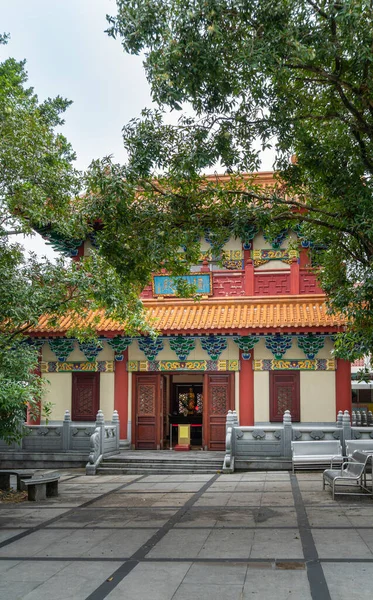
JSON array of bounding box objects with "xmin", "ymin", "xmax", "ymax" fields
[
  {"xmin": 133, "ymin": 374, "xmax": 163, "ymax": 449},
  {"xmin": 204, "ymin": 373, "xmax": 234, "ymax": 450}
]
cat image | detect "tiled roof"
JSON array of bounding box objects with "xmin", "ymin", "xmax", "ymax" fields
[{"xmin": 29, "ymin": 295, "xmax": 344, "ymax": 336}]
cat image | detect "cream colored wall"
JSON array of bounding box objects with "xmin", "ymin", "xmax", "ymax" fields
[
  {"xmin": 300, "ymin": 372, "xmax": 336, "ymax": 422},
  {"xmin": 253, "ymin": 338, "xmax": 335, "ymax": 422},
  {"xmin": 100, "ymin": 373, "xmax": 114, "ymax": 419},
  {"xmin": 42, "ymin": 372, "xmax": 72, "ymax": 420},
  {"xmin": 42, "ymin": 342, "xmax": 57, "ymax": 361},
  {"xmin": 84, "ymin": 239, "xmax": 95, "ymax": 256},
  {"xmin": 254, "ymin": 372, "xmax": 270, "ymax": 421},
  {"xmin": 222, "ymin": 237, "xmax": 242, "ymax": 252},
  {"xmin": 128, "ymin": 337, "xmax": 239, "ymax": 362},
  {"xmin": 255, "ymin": 262, "xmax": 290, "ymax": 271},
  {"xmin": 42, "ymin": 370, "xmax": 115, "ymax": 421}
]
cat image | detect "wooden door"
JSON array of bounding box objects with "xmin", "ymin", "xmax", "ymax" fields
[
  {"xmin": 72, "ymin": 372, "xmax": 100, "ymax": 421},
  {"xmin": 270, "ymin": 372, "xmax": 300, "ymax": 422},
  {"xmin": 134, "ymin": 374, "xmax": 161, "ymax": 449},
  {"xmin": 204, "ymin": 374, "xmax": 234, "ymax": 450}
]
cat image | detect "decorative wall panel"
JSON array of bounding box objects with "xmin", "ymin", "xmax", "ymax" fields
[
  {"xmin": 253, "ymin": 359, "xmax": 335, "ymax": 371},
  {"xmin": 252, "ymin": 248, "xmax": 298, "ymax": 267},
  {"xmin": 152, "ymin": 274, "xmax": 212, "ymax": 296},
  {"xmin": 127, "ymin": 360, "xmax": 240, "ymax": 372},
  {"xmin": 138, "ymin": 384, "xmax": 155, "ymax": 416},
  {"xmin": 254, "ymin": 273, "xmax": 291, "ymax": 295},
  {"xmin": 41, "ymin": 361, "xmax": 114, "ymax": 373}
]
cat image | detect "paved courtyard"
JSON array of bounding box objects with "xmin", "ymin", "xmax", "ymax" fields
[{"xmin": 0, "ymin": 470, "xmax": 373, "ymax": 599}]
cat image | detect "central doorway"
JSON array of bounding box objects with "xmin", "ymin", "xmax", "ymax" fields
[
  {"xmin": 133, "ymin": 372, "xmax": 234, "ymax": 450},
  {"xmin": 170, "ymin": 377, "xmax": 204, "ymax": 449}
]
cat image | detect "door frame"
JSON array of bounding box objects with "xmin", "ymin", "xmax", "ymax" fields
[
  {"xmin": 203, "ymin": 372, "xmax": 235, "ymax": 450},
  {"xmin": 71, "ymin": 372, "xmax": 100, "ymax": 421},
  {"xmin": 132, "ymin": 371, "xmax": 234, "ymax": 450},
  {"xmin": 269, "ymin": 371, "xmax": 300, "ymax": 422},
  {"xmin": 132, "ymin": 373, "xmax": 164, "ymax": 449}
]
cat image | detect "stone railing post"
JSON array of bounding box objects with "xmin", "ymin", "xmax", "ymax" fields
[
  {"xmin": 223, "ymin": 410, "xmax": 236, "ymax": 473},
  {"xmin": 112, "ymin": 410, "xmax": 120, "ymax": 451},
  {"xmin": 96, "ymin": 410, "xmax": 105, "ymax": 456},
  {"xmin": 283, "ymin": 410, "xmax": 292, "ymax": 459},
  {"xmin": 342, "ymin": 410, "xmax": 352, "ymax": 453},
  {"xmin": 232, "ymin": 410, "xmax": 239, "ymax": 427},
  {"xmin": 62, "ymin": 410, "xmax": 71, "ymax": 452},
  {"xmin": 336, "ymin": 411, "xmax": 343, "ymax": 428}
]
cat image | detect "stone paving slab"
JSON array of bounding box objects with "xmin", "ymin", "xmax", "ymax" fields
[{"xmin": 0, "ymin": 468, "xmax": 373, "ymax": 599}]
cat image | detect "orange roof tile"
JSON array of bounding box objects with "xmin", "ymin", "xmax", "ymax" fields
[{"xmin": 28, "ymin": 295, "xmax": 344, "ymax": 336}]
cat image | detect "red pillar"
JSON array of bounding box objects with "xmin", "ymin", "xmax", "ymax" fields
[
  {"xmin": 27, "ymin": 347, "xmax": 42, "ymax": 425},
  {"xmin": 335, "ymin": 359, "xmax": 352, "ymax": 415},
  {"xmin": 239, "ymin": 350, "xmax": 255, "ymax": 425},
  {"xmin": 114, "ymin": 349, "xmax": 129, "ymax": 439},
  {"xmin": 244, "ymin": 258, "xmax": 254, "ymax": 296},
  {"xmin": 290, "ymin": 256, "xmax": 300, "ymax": 294}
]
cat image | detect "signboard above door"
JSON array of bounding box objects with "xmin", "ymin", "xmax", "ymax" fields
[{"xmin": 152, "ymin": 274, "xmax": 212, "ymax": 297}]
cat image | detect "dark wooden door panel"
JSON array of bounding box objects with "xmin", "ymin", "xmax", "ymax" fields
[
  {"xmin": 206, "ymin": 374, "xmax": 234, "ymax": 450},
  {"xmin": 72, "ymin": 372, "xmax": 99, "ymax": 421},
  {"xmin": 134, "ymin": 374, "xmax": 159, "ymax": 449},
  {"xmin": 270, "ymin": 372, "xmax": 300, "ymax": 422}
]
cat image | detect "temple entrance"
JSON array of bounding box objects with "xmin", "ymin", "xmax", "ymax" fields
[
  {"xmin": 170, "ymin": 378, "xmax": 203, "ymax": 449},
  {"xmin": 133, "ymin": 372, "xmax": 235, "ymax": 450}
]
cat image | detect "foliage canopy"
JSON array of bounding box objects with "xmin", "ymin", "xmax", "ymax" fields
[{"xmin": 101, "ymin": 0, "xmax": 373, "ymax": 360}]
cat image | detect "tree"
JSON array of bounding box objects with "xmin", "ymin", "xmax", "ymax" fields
[
  {"xmin": 98, "ymin": 0, "xmax": 373, "ymax": 360},
  {"xmin": 0, "ymin": 37, "xmax": 143, "ymax": 441}
]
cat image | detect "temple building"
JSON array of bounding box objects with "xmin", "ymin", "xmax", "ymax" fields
[{"xmin": 28, "ymin": 172, "xmax": 351, "ymax": 450}]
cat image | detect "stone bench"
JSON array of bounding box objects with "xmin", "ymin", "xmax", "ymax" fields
[
  {"xmin": 22, "ymin": 474, "xmax": 60, "ymax": 501},
  {"xmin": 323, "ymin": 461, "xmax": 368, "ymax": 500},
  {"xmin": 0, "ymin": 470, "xmax": 34, "ymax": 491},
  {"xmin": 291, "ymin": 440, "xmax": 343, "ymax": 473}
]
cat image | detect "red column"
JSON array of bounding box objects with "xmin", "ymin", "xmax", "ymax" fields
[
  {"xmin": 335, "ymin": 359, "xmax": 352, "ymax": 415},
  {"xmin": 27, "ymin": 347, "xmax": 42, "ymax": 425},
  {"xmin": 114, "ymin": 349, "xmax": 128, "ymax": 439},
  {"xmin": 244, "ymin": 258, "xmax": 254, "ymax": 296},
  {"xmin": 239, "ymin": 350, "xmax": 255, "ymax": 425},
  {"xmin": 290, "ymin": 256, "xmax": 300, "ymax": 294}
]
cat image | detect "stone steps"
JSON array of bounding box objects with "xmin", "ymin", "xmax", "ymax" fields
[
  {"xmin": 97, "ymin": 466, "xmax": 220, "ymax": 475},
  {"xmin": 97, "ymin": 452, "xmax": 224, "ymax": 475}
]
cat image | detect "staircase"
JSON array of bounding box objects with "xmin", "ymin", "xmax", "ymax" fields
[{"xmin": 97, "ymin": 450, "xmax": 224, "ymax": 475}]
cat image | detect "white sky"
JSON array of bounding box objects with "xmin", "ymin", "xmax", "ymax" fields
[{"xmin": 1, "ymin": 0, "xmax": 275, "ymax": 259}]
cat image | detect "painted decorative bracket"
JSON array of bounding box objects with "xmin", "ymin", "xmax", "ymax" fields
[
  {"xmin": 200, "ymin": 336, "xmax": 228, "ymax": 360},
  {"xmin": 48, "ymin": 338, "xmax": 75, "ymax": 362},
  {"xmin": 297, "ymin": 334, "xmax": 325, "ymax": 359},
  {"xmin": 78, "ymin": 340, "xmax": 103, "ymax": 362},
  {"xmin": 233, "ymin": 335, "xmax": 259, "ymax": 360},
  {"xmin": 106, "ymin": 337, "xmax": 132, "ymax": 361},
  {"xmin": 263, "ymin": 229, "xmax": 288, "ymax": 249},
  {"xmin": 169, "ymin": 336, "xmax": 196, "ymax": 361},
  {"xmin": 265, "ymin": 334, "xmax": 293, "ymax": 359},
  {"xmin": 138, "ymin": 337, "xmax": 164, "ymax": 361}
]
